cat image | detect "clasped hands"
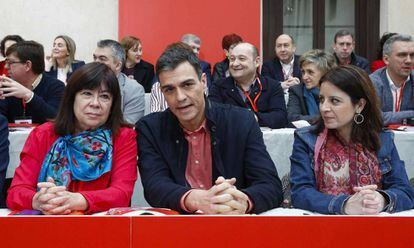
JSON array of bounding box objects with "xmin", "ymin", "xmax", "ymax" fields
[
  {"xmin": 0, "ymin": 75, "xmax": 33, "ymax": 101},
  {"xmin": 281, "ymin": 76, "xmax": 300, "ymax": 90},
  {"xmin": 184, "ymin": 176, "xmax": 249, "ymax": 215},
  {"xmin": 32, "ymin": 177, "xmax": 87, "ymax": 215},
  {"xmin": 344, "ymin": 184, "xmax": 386, "ymax": 215}
]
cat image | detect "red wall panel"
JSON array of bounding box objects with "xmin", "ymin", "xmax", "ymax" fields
[{"xmin": 119, "ymin": 0, "xmax": 261, "ymax": 66}]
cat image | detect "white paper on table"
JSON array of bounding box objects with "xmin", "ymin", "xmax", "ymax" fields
[{"xmin": 291, "ymin": 120, "xmax": 311, "ymax": 128}]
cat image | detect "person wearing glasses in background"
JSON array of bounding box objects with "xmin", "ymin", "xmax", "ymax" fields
[
  {"xmin": 0, "ymin": 41, "xmax": 64, "ymax": 124},
  {"xmin": 209, "ymin": 42, "xmax": 287, "ymax": 129}
]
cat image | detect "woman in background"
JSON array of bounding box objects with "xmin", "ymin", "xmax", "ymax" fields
[
  {"xmin": 45, "ymin": 35, "xmax": 85, "ymax": 84},
  {"xmin": 287, "ymin": 49, "xmax": 336, "ymax": 125},
  {"xmin": 0, "ymin": 35, "xmax": 24, "ymax": 76},
  {"xmin": 290, "ymin": 65, "xmax": 414, "ymax": 214},
  {"xmin": 7, "ymin": 62, "xmax": 137, "ymax": 214},
  {"xmin": 120, "ymin": 36, "xmax": 154, "ymax": 93}
]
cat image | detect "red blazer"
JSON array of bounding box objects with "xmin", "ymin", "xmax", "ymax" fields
[{"xmin": 7, "ymin": 122, "xmax": 138, "ymax": 214}]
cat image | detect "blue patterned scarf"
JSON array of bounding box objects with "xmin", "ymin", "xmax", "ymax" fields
[
  {"xmin": 38, "ymin": 129, "xmax": 113, "ymax": 187},
  {"xmin": 303, "ymin": 85, "xmax": 320, "ymax": 116}
]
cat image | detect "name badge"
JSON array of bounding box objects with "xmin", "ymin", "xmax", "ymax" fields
[{"xmin": 15, "ymin": 116, "xmax": 32, "ymax": 124}]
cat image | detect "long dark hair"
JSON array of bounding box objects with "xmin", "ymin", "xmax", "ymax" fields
[
  {"xmin": 54, "ymin": 62, "xmax": 125, "ymax": 135},
  {"xmin": 316, "ymin": 65, "xmax": 383, "ymax": 151}
]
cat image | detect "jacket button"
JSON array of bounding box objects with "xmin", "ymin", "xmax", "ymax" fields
[{"xmin": 176, "ymin": 140, "xmax": 179, "ymax": 144}]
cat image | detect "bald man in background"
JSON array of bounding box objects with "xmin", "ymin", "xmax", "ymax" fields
[{"xmin": 262, "ymin": 34, "xmax": 301, "ymax": 103}]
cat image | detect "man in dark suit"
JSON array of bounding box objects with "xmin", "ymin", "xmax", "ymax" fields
[
  {"xmin": 332, "ymin": 29, "xmax": 370, "ymax": 73},
  {"xmin": 181, "ymin": 34, "xmax": 212, "ymax": 90},
  {"xmin": 137, "ymin": 43, "xmax": 282, "ymax": 214},
  {"xmin": 0, "ymin": 114, "xmax": 9, "ymax": 207},
  {"xmin": 0, "ymin": 41, "xmax": 64, "ymax": 124},
  {"xmin": 262, "ymin": 34, "xmax": 301, "ymax": 98},
  {"xmin": 210, "ymin": 42, "xmax": 287, "ymax": 129}
]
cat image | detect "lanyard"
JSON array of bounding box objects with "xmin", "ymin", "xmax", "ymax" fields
[
  {"xmin": 395, "ymin": 81, "xmax": 406, "ymax": 112},
  {"xmin": 241, "ymin": 77, "xmax": 263, "ymax": 113}
]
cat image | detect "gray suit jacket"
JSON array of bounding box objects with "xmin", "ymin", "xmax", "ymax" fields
[
  {"xmin": 369, "ymin": 67, "xmax": 414, "ymax": 125},
  {"xmin": 117, "ymin": 73, "xmax": 145, "ymax": 124}
]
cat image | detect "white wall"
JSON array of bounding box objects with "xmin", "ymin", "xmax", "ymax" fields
[
  {"xmin": 0, "ymin": 0, "xmax": 118, "ymax": 62},
  {"xmin": 380, "ymin": 0, "xmax": 414, "ymax": 36}
]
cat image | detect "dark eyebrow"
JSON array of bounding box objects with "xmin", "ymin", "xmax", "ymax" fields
[{"xmin": 179, "ymin": 79, "xmax": 195, "ymax": 85}]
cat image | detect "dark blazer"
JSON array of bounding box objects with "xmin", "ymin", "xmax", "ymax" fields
[
  {"xmin": 212, "ymin": 58, "xmax": 229, "ymax": 83},
  {"xmin": 0, "ymin": 74, "xmax": 65, "ymax": 124},
  {"xmin": 0, "ymin": 114, "xmax": 9, "ymax": 207},
  {"xmin": 287, "ymin": 84, "xmax": 319, "ymax": 123},
  {"xmin": 122, "ymin": 59, "xmax": 155, "ymax": 93},
  {"xmin": 45, "ymin": 61, "xmax": 85, "ymax": 81},
  {"xmin": 334, "ymin": 52, "xmax": 370, "ymax": 74},
  {"xmin": 209, "ymin": 76, "xmax": 287, "ymax": 129},
  {"xmin": 261, "ymin": 55, "xmax": 302, "ymax": 82},
  {"xmin": 136, "ymin": 100, "xmax": 283, "ymax": 214},
  {"xmin": 200, "ymin": 60, "xmax": 212, "ymax": 89}
]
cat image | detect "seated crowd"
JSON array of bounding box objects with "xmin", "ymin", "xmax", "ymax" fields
[{"xmin": 0, "ymin": 30, "xmax": 413, "ymax": 215}]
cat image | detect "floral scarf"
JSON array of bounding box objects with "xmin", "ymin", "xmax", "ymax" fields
[
  {"xmin": 314, "ymin": 128, "xmax": 382, "ymax": 195},
  {"xmin": 38, "ymin": 129, "xmax": 113, "ymax": 187}
]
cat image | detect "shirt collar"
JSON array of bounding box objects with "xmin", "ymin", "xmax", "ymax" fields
[
  {"xmin": 32, "ymin": 74, "xmax": 43, "ymax": 90},
  {"xmin": 386, "ymin": 69, "xmax": 409, "ymax": 90},
  {"xmin": 280, "ymin": 56, "xmax": 294, "ymax": 67},
  {"xmin": 182, "ymin": 119, "xmax": 208, "ymax": 135}
]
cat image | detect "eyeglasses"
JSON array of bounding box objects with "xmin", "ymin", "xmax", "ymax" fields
[{"xmin": 5, "ymin": 59, "xmax": 25, "ymax": 66}]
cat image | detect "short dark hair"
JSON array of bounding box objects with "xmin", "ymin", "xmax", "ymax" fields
[
  {"xmin": 54, "ymin": 62, "xmax": 124, "ymax": 136},
  {"xmin": 6, "ymin": 41, "xmax": 45, "ymax": 74},
  {"xmin": 334, "ymin": 30, "xmax": 354, "ymax": 43},
  {"xmin": 316, "ymin": 65, "xmax": 383, "ymax": 151},
  {"xmin": 222, "ymin": 33, "xmax": 243, "ymax": 50},
  {"xmin": 156, "ymin": 42, "xmax": 202, "ymax": 80},
  {"xmin": 97, "ymin": 39, "xmax": 126, "ymax": 64},
  {"xmin": 0, "ymin": 35, "xmax": 24, "ymax": 57}
]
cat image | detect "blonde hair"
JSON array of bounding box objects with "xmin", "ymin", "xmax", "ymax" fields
[{"xmin": 51, "ymin": 35, "xmax": 77, "ymax": 73}]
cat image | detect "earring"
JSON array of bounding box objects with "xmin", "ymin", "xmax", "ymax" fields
[{"xmin": 354, "ymin": 113, "xmax": 364, "ymax": 124}]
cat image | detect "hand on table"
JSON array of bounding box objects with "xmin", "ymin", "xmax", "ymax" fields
[
  {"xmin": 184, "ymin": 176, "xmax": 249, "ymax": 215},
  {"xmin": 32, "ymin": 177, "xmax": 88, "ymax": 215},
  {"xmin": 344, "ymin": 184, "xmax": 386, "ymax": 215}
]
